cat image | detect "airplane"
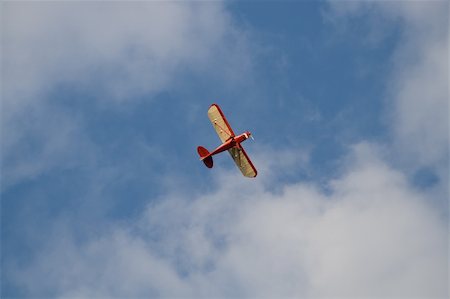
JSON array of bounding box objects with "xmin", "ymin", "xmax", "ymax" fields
[{"xmin": 197, "ymin": 103, "xmax": 257, "ymax": 178}]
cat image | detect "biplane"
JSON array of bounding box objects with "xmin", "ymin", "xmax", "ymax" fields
[{"xmin": 197, "ymin": 104, "xmax": 257, "ymax": 178}]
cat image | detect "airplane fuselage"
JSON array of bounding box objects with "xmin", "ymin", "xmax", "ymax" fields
[{"xmin": 208, "ymin": 131, "xmax": 252, "ymax": 157}]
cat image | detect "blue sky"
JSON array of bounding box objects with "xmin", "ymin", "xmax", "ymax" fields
[{"xmin": 1, "ymin": 1, "xmax": 448, "ymax": 298}]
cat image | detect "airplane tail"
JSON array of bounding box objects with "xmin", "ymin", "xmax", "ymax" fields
[{"xmin": 197, "ymin": 146, "xmax": 213, "ymax": 168}]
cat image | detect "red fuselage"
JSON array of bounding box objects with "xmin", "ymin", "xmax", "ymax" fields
[{"xmin": 208, "ymin": 131, "xmax": 252, "ymax": 157}]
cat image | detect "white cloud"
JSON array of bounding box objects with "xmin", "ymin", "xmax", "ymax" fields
[
  {"xmin": 2, "ymin": 2, "xmax": 233, "ymax": 103},
  {"xmin": 324, "ymin": 1, "xmax": 449, "ymax": 220},
  {"xmin": 390, "ymin": 26, "xmax": 448, "ymax": 171},
  {"xmin": 1, "ymin": 1, "xmax": 251, "ymax": 186},
  {"xmin": 3, "ymin": 2, "xmax": 448, "ymax": 298},
  {"xmin": 10, "ymin": 144, "xmax": 447, "ymax": 298},
  {"xmin": 326, "ymin": 0, "xmax": 448, "ymax": 172}
]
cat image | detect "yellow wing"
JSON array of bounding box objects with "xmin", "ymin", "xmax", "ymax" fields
[
  {"xmin": 228, "ymin": 146, "xmax": 258, "ymax": 178},
  {"xmin": 207, "ymin": 104, "xmax": 235, "ymax": 143}
]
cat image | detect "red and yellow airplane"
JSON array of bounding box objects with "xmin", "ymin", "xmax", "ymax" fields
[{"xmin": 197, "ymin": 104, "xmax": 257, "ymax": 178}]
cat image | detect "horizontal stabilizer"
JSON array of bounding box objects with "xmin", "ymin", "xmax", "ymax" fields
[{"xmin": 197, "ymin": 146, "xmax": 213, "ymax": 168}]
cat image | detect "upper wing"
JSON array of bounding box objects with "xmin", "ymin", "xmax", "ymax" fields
[
  {"xmin": 208, "ymin": 104, "xmax": 235, "ymax": 143},
  {"xmin": 228, "ymin": 146, "xmax": 258, "ymax": 178}
]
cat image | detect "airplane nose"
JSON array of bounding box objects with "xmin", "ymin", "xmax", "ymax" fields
[{"xmin": 247, "ymin": 131, "xmax": 254, "ymax": 140}]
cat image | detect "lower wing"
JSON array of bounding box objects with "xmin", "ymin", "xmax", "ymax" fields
[{"xmin": 228, "ymin": 146, "xmax": 257, "ymax": 178}]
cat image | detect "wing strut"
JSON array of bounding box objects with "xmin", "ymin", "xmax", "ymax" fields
[
  {"xmin": 212, "ymin": 119, "xmax": 233, "ymax": 139},
  {"xmin": 207, "ymin": 104, "xmax": 236, "ymax": 142}
]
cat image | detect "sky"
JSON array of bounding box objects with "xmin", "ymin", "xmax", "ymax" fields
[{"xmin": 1, "ymin": 1, "xmax": 448, "ymax": 298}]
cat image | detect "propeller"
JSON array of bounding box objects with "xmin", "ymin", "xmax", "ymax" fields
[{"xmin": 250, "ymin": 134, "xmax": 254, "ymax": 141}]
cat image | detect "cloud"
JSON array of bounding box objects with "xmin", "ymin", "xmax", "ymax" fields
[
  {"xmin": 3, "ymin": 2, "xmax": 448, "ymax": 298},
  {"xmin": 324, "ymin": 0, "xmax": 449, "ymax": 214},
  {"xmin": 326, "ymin": 0, "xmax": 448, "ymax": 171},
  {"xmin": 9, "ymin": 143, "xmax": 447, "ymax": 298},
  {"xmin": 2, "ymin": 1, "xmax": 251, "ymax": 187},
  {"xmin": 390, "ymin": 24, "xmax": 448, "ymax": 171},
  {"xmin": 2, "ymin": 2, "xmax": 233, "ymax": 103}
]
